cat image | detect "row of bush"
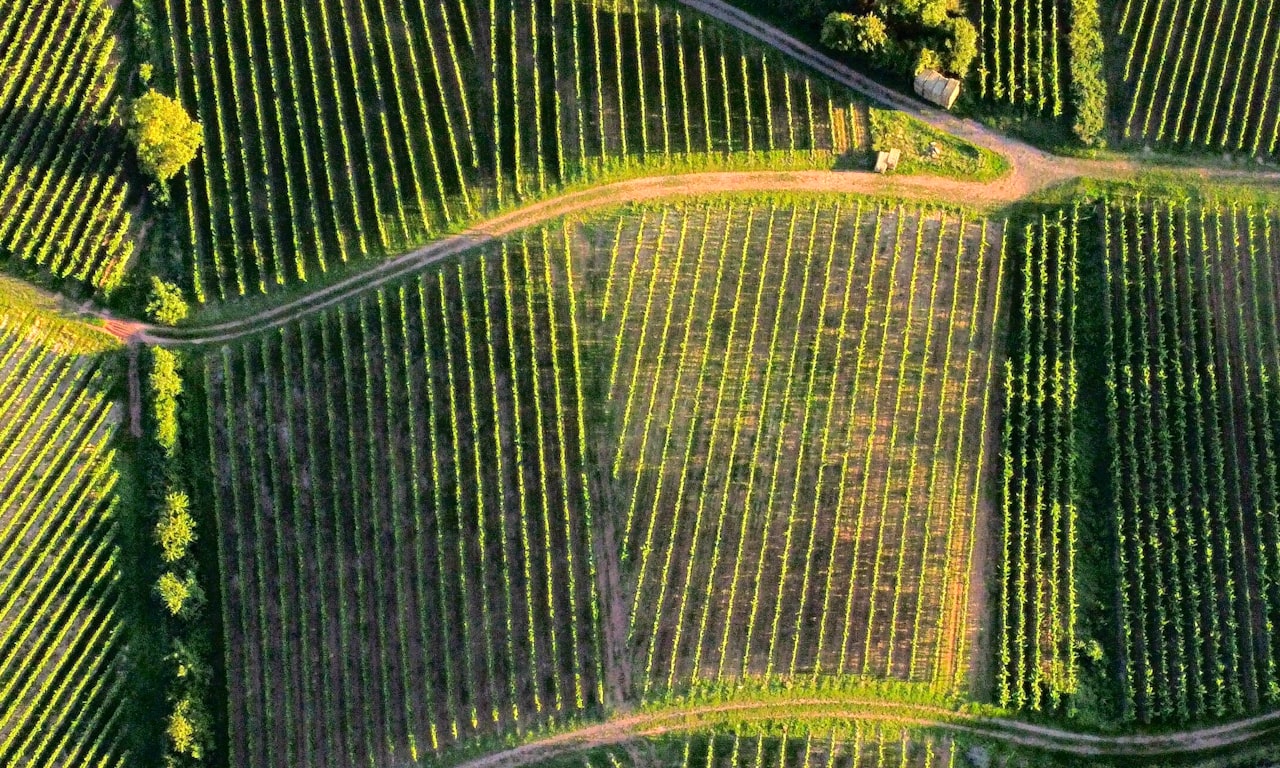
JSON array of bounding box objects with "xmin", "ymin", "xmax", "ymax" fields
[
  {"xmin": 147, "ymin": 348, "xmax": 214, "ymax": 767},
  {"xmin": 1067, "ymin": 0, "xmax": 1107, "ymax": 146}
]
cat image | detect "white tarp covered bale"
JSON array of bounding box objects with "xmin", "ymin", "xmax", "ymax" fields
[
  {"xmin": 914, "ymin": 70, "xmax": 961, "ymax": 110},
  {"xmin": 874, "ymin": 148, "xmax": 902, "ymax": 173}
]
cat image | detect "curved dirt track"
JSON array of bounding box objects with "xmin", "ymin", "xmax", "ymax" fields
[
  {"xmin": 131, "ymin": 168, "xmax": 1059, "ymax": 346},
  {"xmin": 125, "ymin": 156, "xmax": 1276, "ymax": 347},
  {"xmin": 675, "ymin": 0, "xmax": 1280, "ymax": 192},
  {"xmin": 450, "ymin": 697, "xmax": 1280, "ymax": 768}
]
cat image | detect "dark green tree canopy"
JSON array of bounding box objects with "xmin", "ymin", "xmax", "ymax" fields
[
  {"xmin": 821, "ymin": 12, "xmax": 889, "ymax": 55},
  {"xmin": 128, "ymin": 90, "xmax": 203, "ymax": 183},
  {"xmin": 942, "ymin": 17, "xmax": 979, "ymax": 78}
]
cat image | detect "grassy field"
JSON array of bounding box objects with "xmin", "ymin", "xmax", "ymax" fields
[
  {"xmin": 193, "ymin": 194, "xmax": 1008, "ymax": 765},
  {"xmin": 0, "ymin": 300, "xmax": 131, "ymax": 767},
  {"xmin": 0, "ymin": 0, "xmax": 139, "ymax": 293}
]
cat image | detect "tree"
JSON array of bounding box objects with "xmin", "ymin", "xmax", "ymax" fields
[
  {"xmin": 821, "ymin": 12, "xmax": 889, "ymax": 55},
  {"xmin": 943, "ymin": 17, "xmax": 979, "ymax": 78},
  {"xmin": 157, "ymin": 571, "xmax": 204, "ymax": 618},
  {"xmin": 156, "ymin": 491, "xmax": 196, "ymax": 563},
  {"xmin": 821, "ymin": 12, "xmax": 859, "ymax": 52},
  {"xmin": 128, "ymin": 90, "xmax": 202, "ymax": 182},
  {"xmin": 166, "ymin": 697, "xmax": 208, "ymax": 760},
  {"xmin": 916, "ymin": 47, "xmax": 943, "ymax": 74},
  {"xmin": 853, "ymin": 14, "xmax": 890, "ymax": 54},
  {"xmin": 1069, "ymin": 0, "xmax": 1108, "ymax": 145},
  {"xmin": 147, "ymin": 277, "xmax": 189, "ymax": 326},
  {"xmin": 883, "ymin": 0, "xmax": 951, "ymax": 25}
]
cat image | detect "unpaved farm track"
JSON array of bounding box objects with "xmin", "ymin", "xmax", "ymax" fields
[
  {"xmin": 450, "ymin": 698, "xmax": 1280, "ymax": 768},
  {"xmin": 131, "ymin": 169, "xmax": 1060, "ymax": 346},
  {"xmin": 118, "ymin": 158, "xmax": 1276, "ymax": 348}
]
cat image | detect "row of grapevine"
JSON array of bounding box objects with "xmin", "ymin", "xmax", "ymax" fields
[
  {"xmin": 0, "ymin": 308, "xmax": 130, "ymax": 767},
  {"xmin": 1102, "ymin": 199, "xmax": 1280, "ymax": 722},
  {"xmin": 0, "ymin": 0, "xmax": 138, "ymax": 292},
  {"xmin": 198, "ymin": 195, "xmax": 1010, "ymax": 765},
  {"xmin": 586, "ymin": 200, "xmax": 1006, "ymax": 694},
  {"xmin": 158, "ymin": 0, "xmax": 874, "ymax": 300},
  {"xmin": 1115, "ymin": 0, "xmax": 1280, "ymax": 156},
  {"xmin": 201, "ymin": 243, "xmax": 604, "ymax": 767},
  {"xmin": 996, "ymin": 209, "xmax": 1079, "ymax": 712},
  {"xmin": 974, "ymin": 0, "xmax": 1067, "ymax": 115}
]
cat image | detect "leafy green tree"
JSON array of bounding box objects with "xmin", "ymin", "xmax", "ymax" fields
[
  {"xmin": 821, "ymin": 12, "xmax": 858, "ymax": 51},
  {"xmin": 128, "ymin": 90, "xmax": 203, "ymax": 182},
  {"xmin": 156, "ymin": 491, "xmax": 196, "ymax": 563},
  {"xmin": 821, "ymin": 12, "xmax": 889, "ymax": 55},
  {"xmin": 1069, "ymin": 0, "xmax": 1108, "ymax": 145},
  {"xmin": 147, "ymin": 277, "xmax": 189, "ymax": 326},
  {"xmin": 157, "ymin": 571, "xmax": 204, "ymax": 618},
  {"xmin": 883, "ymin": 0, "xmax": 951, "ymax": 24},
  {"xmin": 150, "ymin": 348, "xmax": 182, "ymax": 399},
  {"xmin": 943, "ymin": 17, "xmax": 979, "ymax": 78}
]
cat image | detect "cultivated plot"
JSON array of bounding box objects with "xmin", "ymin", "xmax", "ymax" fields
[
  {"xmin": 1102, "ymin": 200, "xmax": 1280, "ymax": 723},
  {"xmin": 0, "ymin": 0, "xmax": 139, "ymax": 291},
  {"xmin": 197, "ymin": 195, "xmax": 1009, "ymax": 767},
  {"xmin": 1113, "ymin": 0, "xmax": 1280, "ymax": 156},
  {"xmin": 160, "ymin": 0, "xmax": 873, "ymax": 300},
  {"xmin": 202, "ymin": 248, "xmax": 604, "ymax": 765},
  {"xmin": 0, "ymin": 308, "xmax": 129, "ymax": 767},
  {"xmin": 586, "ymin": 202, "xmax": 1005, "ymax": 695}
]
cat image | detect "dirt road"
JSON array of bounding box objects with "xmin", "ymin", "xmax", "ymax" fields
[
  {"xmin": 111, "ymin": 154, "xmax": 1276, "ymax": 349},
  {"xmin": 123, "ymin": 169, "xmax": 1056, "ymax": 346},
  {"xmin": 449, "ymin": 696, "xmax": 1280, "ymax": 768},
  {"xmin": 674, "ymin": 0, "xmax": 1280, "ymax": 192}
]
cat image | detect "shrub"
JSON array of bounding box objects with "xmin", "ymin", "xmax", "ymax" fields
[
  {"xmin": 943, "ymin": 17, "xmax": 979, "ymax": 79},
  {"xmin": 147, "ymin": 277, "xmax": 189, "ymax": 326},
  {"xmin": 916, "ymin": 47, "xmax": 943, "ymax": 74},
  {"xmin": 128, "ymin": 90, "xmax": 203, "ymax": 182},
  {"xmin": 169, "ymin": 638, "xmax": 213, "ymax": 687},
  {"xmin": 157, "ymin": 571, "xmax": 204, "ymax": 618},
  {"xmin": 156, "ymin": 491, "xmax": 196, "ymax": 562},
  {"xmin": 822, "ymin": 12, "xmax": 889, "ymax": 55},
  {"xmin": 166, "ymin": 697, "xmax": 209, "ymax": 760}
]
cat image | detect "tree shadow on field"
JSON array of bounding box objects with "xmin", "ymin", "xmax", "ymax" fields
[
  {"xmin": 0, "ymin": 104, "xmax": 144, "ymax": 297},
  {"xmin": 0, "ymin": 103, "xmax": 137, "ymax": 181}
]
